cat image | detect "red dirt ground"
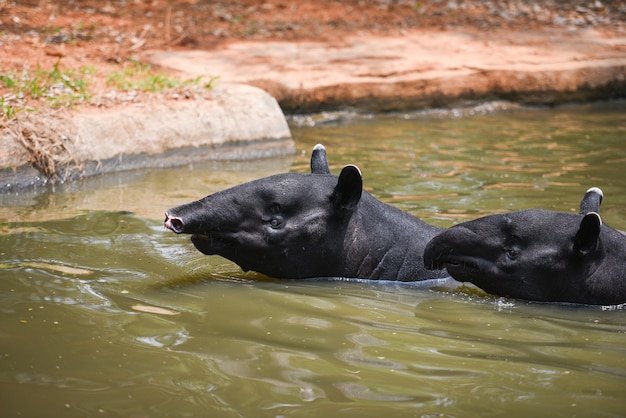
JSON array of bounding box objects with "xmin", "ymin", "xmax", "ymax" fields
[{"xmin": 1, "ymin": 0, "xmax": 625, "ymax": 113}]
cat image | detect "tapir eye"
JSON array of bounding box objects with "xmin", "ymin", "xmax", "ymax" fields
[
  {"xmin": 505, "ymin": 248, "xmax": 518, "ymax": 260},
  {"xmin": 269, "ymin": 216, "xmax": 282, "ymax": 229}
]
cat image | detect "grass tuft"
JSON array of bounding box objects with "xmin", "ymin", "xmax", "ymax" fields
[
  {"xmin": 1, "ymin": 59, "xmax": 216, "ymax": 120},
  {"xmin": 106, "ymin": 60, "xmax": 216, "ymax": 92},
  {"xmin": 1, "ymin": 60, "xmax": 95, "ymax": 118}
]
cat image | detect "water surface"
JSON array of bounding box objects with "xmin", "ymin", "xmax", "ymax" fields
[{"xmin": 1, "ymin": 102, "xmax": 625, "ymax": 417}]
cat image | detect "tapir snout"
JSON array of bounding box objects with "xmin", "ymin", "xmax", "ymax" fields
[{"xmin": 164, "ymin": 213, "xmax": 184, "ymax": 234}]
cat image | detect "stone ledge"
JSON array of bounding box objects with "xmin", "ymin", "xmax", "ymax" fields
[
  {"xmin": 0, "ymin": 83, "xmax": 294, "ymax": 191},
  {"xmin": 146, "ymin": 28, "xmax": 626, "ymax": 113}
]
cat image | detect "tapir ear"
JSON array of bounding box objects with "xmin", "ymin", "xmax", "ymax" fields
[
  {"xmin": 331, "ymin": 165, "xmax": 362, "ymax": 216},
  {"xmin": 579, "ymin": 187, "xmax": 603, "ymax": 215},
  {"xmin": 573, "ymin": 212, "xmax": 602, "ymax": 256},
  {"xmin": 310, "ymin": 144, "xmax": 331, "ymax": 175}
]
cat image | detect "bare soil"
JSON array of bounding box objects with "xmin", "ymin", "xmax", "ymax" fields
[{"xmin": 2, "ymin": 0, "xmax": 625, "ymax": 113}]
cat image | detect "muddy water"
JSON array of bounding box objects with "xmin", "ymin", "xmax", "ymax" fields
[{"xmin": 1, "ymin": 102, "xmax": 625, "ymax": 416}]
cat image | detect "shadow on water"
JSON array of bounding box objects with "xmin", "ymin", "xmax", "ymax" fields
[
  {"xmin": 1, "ymin": 102, "xmax": 625, "ymax": 417},
  {"xmin": 0, "ymin": 156, "xmax": 295, "ymax": 223}
]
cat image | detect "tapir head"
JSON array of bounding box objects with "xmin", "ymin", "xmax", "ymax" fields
[
  {"xmin": 164, "ymin": 163, "xmax": 363, "ymax": 278},
  {"xmin": 424, "ymin": 210, "xmax": 605, "ymax": 303}
]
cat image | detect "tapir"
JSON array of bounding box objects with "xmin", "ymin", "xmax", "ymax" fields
[
  {"xmin": 164, "ymin": 144, "xmax": 449, "ymax": 281},
  {"xmin": 424, "ymin": 188, "xmax": 626, "ymax": 305}
]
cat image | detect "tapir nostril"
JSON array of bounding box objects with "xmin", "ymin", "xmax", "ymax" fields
[{"xmin": 164, "ymin": 213, "xmax": 185, "ymax": 233}]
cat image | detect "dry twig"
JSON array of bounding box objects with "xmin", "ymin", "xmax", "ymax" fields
[{"xmin": 6, "ymin": 112, "xmax": 83, "ymax": 181}]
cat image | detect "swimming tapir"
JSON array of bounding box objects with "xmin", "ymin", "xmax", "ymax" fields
[
  {"xmin": 164, "ymin": 144, "xmax": 449, "ymax": 281},
  {"xmin": 424, "ymin": 188, "xmax": 626, "ymax": 305}
]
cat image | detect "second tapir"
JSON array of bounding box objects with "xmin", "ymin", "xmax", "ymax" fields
[
  {"xmin": 164, "ymin": 145, "xmax": 449, "ymax": 281},
  {"xmin": 424, "ymin": 188, "xmax": 626, "ymax": 305}
]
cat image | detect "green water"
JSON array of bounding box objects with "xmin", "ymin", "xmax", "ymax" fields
[{"xmin": 1, "ymin": 102, "xmax": 625, "ymax": 417}]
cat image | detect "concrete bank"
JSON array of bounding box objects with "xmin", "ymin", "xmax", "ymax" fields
[
  {"xmin": 0, "ymin": 84, "xmax": 294, "ymax": 191},
  {"xmin": 146, "ymin": 28, "xmax": 626, "ymax": 112}
]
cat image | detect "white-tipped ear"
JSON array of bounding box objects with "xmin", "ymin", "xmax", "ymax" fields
[
  {"xmin": 310, "ymin": 144, "xmax": 331, "ymax": 174},
  {"xmin": 574, "ymin": 212, "xmax": 602, "ymax": 256},
  {"xmin": 586, "ymin": 187, "xmax": 603, "ymax": 197},
  {"xmin": 580, "ymin": 187, "xmax": 604, "ymax": 215},
  {"xmin": 331, "ymin": 165, "xmax": 362, "ymax": 216}
]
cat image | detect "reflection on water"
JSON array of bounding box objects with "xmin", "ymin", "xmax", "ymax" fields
[
  {"xmin": 1, "ymin": 102, "xmax": 625, "ymax": 416},
  {"xmin": 290, "ymin": 102, "xmax": 626, "ymax": 228}
]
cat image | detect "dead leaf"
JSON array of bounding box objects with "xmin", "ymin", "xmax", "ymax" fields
[
  {"xmin": 131, "ymin": 305, "xmax": 180, "ymax": 316},
  {"xmin": 24, "ymin": 262, "xmax": 93, "ymax": 276}
]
